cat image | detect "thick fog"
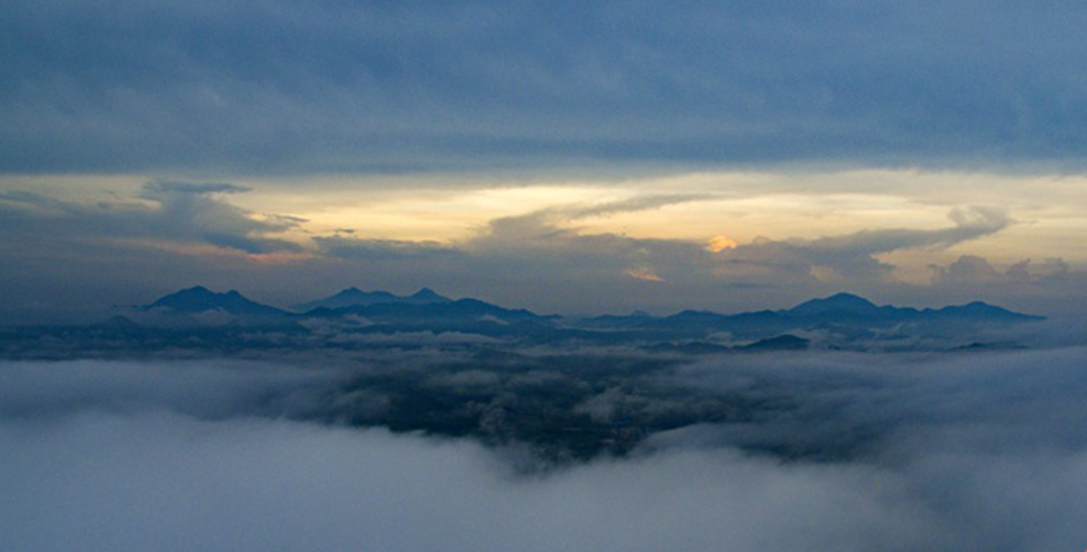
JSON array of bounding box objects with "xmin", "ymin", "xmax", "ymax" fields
[{"xmin": 2, "ymin": 349, "xmax": 1087, "ymax": 551}]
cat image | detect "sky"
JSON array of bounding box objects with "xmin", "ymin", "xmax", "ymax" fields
[{"xmin": 2, "ymin": 1, "xmax": 1086, "ymax": 322}]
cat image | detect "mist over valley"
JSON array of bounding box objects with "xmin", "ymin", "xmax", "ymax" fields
[{"xmin": 2, "ymin": 287, "xmax": 1085, "ymax": 550}]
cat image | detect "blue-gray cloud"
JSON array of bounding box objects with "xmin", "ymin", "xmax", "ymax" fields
[
  {"xmin": 3, "ymin": 1, "xmax": 1087, "ymax": 175},
  {"xmin": 718, "ymin": 206, "xmax": 1013, "ymax": 281},
  {"xmin": 0, "ymin": 180, "xmax": 302, "ymax": 254},
  {"xmin": 931, "ymin": 254, "xmax": 1070, "ymax": 286},
  {"xmin": 470, "ymin": 203, "xmax": 1011, "ymax": 284}
]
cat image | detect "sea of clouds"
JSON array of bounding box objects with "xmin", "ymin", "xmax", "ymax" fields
[{"xmin": 2, "ymin": 348, "xmax": 1086, "ymax": 551}]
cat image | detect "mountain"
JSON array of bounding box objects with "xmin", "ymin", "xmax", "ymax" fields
[
  {"xmin": 95, "ymin": 287, "xmax": 1045, "ymax": 351},
  {"xmin": 786, "ymin": 293, "xmax": 881, "ymax": 318},
  {"xmin": 146, "ymin": 286, "xmax": 287, "ymax": 318},
  {"xmin": 300, "ymin": 296, "xmax": 544, "ymax": 333},
  {"xmin": 404, "ymin": 287, "xmax": 453, "ymax": 305},
  {"xmin": 926, "ymin": 301, "xmax": 1043, "ymax": 322},
  {"xmin": 293, "ymin": 287, "xmax": 453, "ymax": 312},
  {"xmin": 291, "ymin": 287, "xmax": 399, "ymax": 311},
  {"xmin": 581, "ymin": 292, "xmax": 1044, "ymax": 345}
]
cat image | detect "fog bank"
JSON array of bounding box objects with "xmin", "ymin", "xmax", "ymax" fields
[{"xmin": 2, "ymin": 351, "xmax": 1086, "ymax": 551}]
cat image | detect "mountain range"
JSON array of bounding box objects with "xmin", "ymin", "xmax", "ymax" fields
[
  {"xmin": 290, "ymin": 287, "xmax": 452, "ymax": 312},
  {"xmin": 0, "ymin": 286, "xmax": 1048, "ymax": 358},
  {"xmin": 93, "ymin": 286, "xmax": 1040, "ymax": 350}
]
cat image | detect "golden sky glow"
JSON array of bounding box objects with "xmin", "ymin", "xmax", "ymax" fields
[
  {"xmin": 208, "ymin": 169, "xmax": 1087, "ymax": 271},
  {"xmin": 3, "ymin": 169, "xmax": 1085, "ymax": 281}
]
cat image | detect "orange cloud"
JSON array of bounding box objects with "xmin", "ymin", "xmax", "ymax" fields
[
  {"xmin": 625, "ymin": 267, "xmax": 664, "ymax": 282},
  {"xmin": 706, "ymin": 235, "xmax": 738, "ymax": 252}
]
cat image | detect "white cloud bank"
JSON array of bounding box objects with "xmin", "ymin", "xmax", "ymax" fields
[{"xmin": 2, "ymin": 351, "xmax": 1087, "ymax": 551}]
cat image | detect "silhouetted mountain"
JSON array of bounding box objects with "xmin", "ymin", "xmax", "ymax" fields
[
  {"xmin": 16, "ymin": 287, "xmax": 1037, "ymax": 356},
  {"xmin": 786, "ymin": 293, "xmax": 880, "ymax": 318},
  {"xmin": 405, "ymin": 287, "xmax": 453, "ymax": 305},
  {"xmin": 291, "ymin": 287, "xmax": 399, "ymax": 311},
  {"xmin": 581, "ymin": 293, "xmax": 1044, "ymax": 344},
  {"xmin": 301, "ymin": 297, "xmax": 543, "ymax": 334},
  {"xmin": 926, "ymin": 301, "xmax": 1042, "ymax": 321},
  {"xmin": 146, "ymin": 286, "xmax": 287, "ymax": 318},
  {"xmin": 293, "ymin": 287, "xmax": 452, "ymax": 312}
]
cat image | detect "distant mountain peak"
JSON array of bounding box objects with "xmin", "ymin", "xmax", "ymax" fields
[
  {"xmin": 826, "ymin": 292, "xmax": 869, "ymax": 302},
  {"xmin": 787, "ymin": 292, "xmax": 879, "ymax": 317},
  {"xmin": 146, "ymin": 286, "xmax": 285, "ymax": 317},
  {"xmin": 292, "ymin": 286, "xmax": 452, "ymax": 312},
  {"xmin": 176, "ymin": 285, "xmax": 212, "ymax": 295},
  {"xmin": 394, "ymin": 287, "xmax": 453, "ymax": 305},
  {"xmin": 326, "ymin": 287, "xmax": 366, "ymax": 299},
  {"xmin": 411, "ymin": 287, "xmax": 448, "ymax": 300},
  {"xmin": 937, "ymin": 301, "xmax": 1042, "ymax": 320}
]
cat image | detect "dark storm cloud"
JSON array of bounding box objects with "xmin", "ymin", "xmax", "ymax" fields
[{"xmin": 4, "ymin": 1, "xmax": 1087, "ymax": 174}]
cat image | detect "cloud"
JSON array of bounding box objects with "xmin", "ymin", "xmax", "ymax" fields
[
  {"xmin": 931, "ymin": 255, "xmax": 1070, "ymax": 286},
  {"xmin": 313, "ymin": 236, "xmax": 462, "ymax": 261},
  {"xmin": 0, "ymin": 181, "xmax": 316, "ymax": 322},
  {"xmin": 0, "ymin": 185, "xmax": 1066, "ymax": 321},
  {"xmin": 463, "ymin": 202, "xmax": 715, "ymax": 299},
  {"xmin": 477, "ymin": 193, "xmax": 712, "ymax": 242},
  {"xmin": 916, "ymin": 254, "xmax": 1082, "ymax": 318},
  {"xmin": 4, "ymin": 349, "xmax": 1087, "ymax": 551},
  {"xmin": 0, "ymin": 359, "xmax": 334, "ymax": 420},
  {"xmin": 561, "ymin": 194, "xmax": 716, "ymax": 220},
  {"xmin": 716, "ymin": 206, "xmax": 1011, "ymax": 282},
  {"xmin": 463, "ymin": 203, "xmax": 1013, "ymax": 296},
  {"xmin": 142, "ymin": 181, "xmax": 251, "ymax": 195},
  {"xmin": 310, "ymin": 194, "xmax": 715, "ymax": 283},
  {"xmin": 0, "ymin": 180, "xmax": 303, "ymax": 254},
  {"xmin": 4, "ymin": 2, "xmax": 1087, "ymax": 174}
]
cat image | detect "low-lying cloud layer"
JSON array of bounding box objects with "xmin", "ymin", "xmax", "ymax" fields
[{"xmin": 2, "ymin": 348, "xmax": 1086, "ymax": 551}]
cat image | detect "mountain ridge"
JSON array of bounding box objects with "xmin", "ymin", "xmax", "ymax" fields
[
  {"xmin": 147, "ymin": 286, "xmax": 287, "ymax": 318},
  {"xmin": 141, "ymin": 286, "xmax": 1045, "ymax": 324},
  {"xmin": 292, "ymin": 287, "xmax": 453, "ymax": 312},
  {"xmin": 0, "ymin": 288, "xmax": 1048, "ymax": 357},
  {"xmin": 123, "ymin": 287, "xmax": 1045, "ymax": 345}
]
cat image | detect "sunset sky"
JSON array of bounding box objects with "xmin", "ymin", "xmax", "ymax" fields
[{"xmin": 2, "ymin": 1, "xmax": 1085, "ymax": 322}]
